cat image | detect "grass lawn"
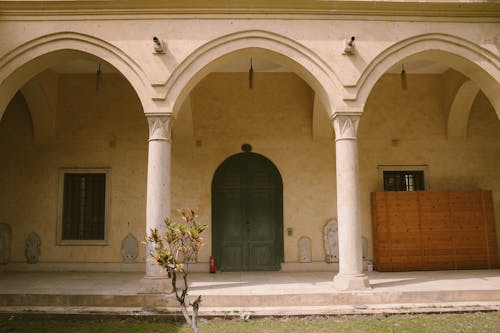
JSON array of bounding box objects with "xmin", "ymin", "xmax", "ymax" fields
[{"xmin": 1, "ymin": 312, "xmax": 500, "ymax": 332}]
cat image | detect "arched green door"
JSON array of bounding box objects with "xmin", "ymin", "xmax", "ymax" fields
[{"xmin": 212, "ymin": 152, "xmax": 283, "ymax": 271}]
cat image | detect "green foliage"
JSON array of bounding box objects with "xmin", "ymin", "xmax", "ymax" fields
[
  {"xmin": 145, "ymin": 209, "xmax": 207, "ymax": 333},
  {"xmin": 146, "ymin": 209, "xmax": 207, "ymax": 274}
]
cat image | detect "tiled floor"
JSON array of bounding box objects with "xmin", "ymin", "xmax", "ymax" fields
[{"xmin": 1, "ymin": 270, "xmax": 499, "ymax": 296}]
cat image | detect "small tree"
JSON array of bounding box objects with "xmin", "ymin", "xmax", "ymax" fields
[{"xmin": 146, "ymin": 209, "xmax": 207, "ymax": 333}]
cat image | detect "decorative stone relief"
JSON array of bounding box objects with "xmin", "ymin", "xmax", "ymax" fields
[
  {"xmin": 324, "ymin": 219, "xmax": 339, "ymax": 263},
  {"xmin": 298, "ymin": 236, "xmax": 312, "ymax": 263},
  {"xmin": 331, "ymin": 114, "xmax": 360, "ymax": 140},
  {"xmin": 0, "ymin": 224, "xmax": 12, "ymax": 264},
  {"xmin": 147, "ymin": 114, "xmax": 173, "ymax": 141},
  {"xmin": 362, "ymin": 237, "xmax": 368, "ymax": 260},
  {"xmin": 25, "ymin": 232, "xmax": 41, "ymax": 264},
  {"xmin": 121, "ymin": 233, "xmax": 139, "ymax": 264}
]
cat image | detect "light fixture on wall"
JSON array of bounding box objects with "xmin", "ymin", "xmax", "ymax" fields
[
  {"xmin": 248, "ymin": 58, "xmax": 254, "ymax": 89},
  {"xmin": 95, "ymin": 64, "xmax": 102, "ymax": 91},
  {"xmin": 343, "ymin": 36, "xmax": 356, "ymax": 55},
  {"xmin": 153, "ymin": 36, "xmax": 165, "ymax": 53},
  {"xmin": 241, "ymin": 143, "xmax": 252, "ymax": 152},
  {"xmin": 401, "ymin": 64, "xmax": 407, "ymax": 91}
]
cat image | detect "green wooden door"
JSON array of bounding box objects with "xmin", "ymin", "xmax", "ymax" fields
[{"xmin": 212, "ymin": 153, "xmax": 283, "ymax": 271}]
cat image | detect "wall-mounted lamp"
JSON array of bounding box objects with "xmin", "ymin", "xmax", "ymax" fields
[
  {"xmin": 248, "ymin": 58, "xmax": 254, "ymax": 89},
  {"xmin": 401, "ymin": 64, "xmax": 408, "ymax": 91},
  {"xmin": 343, "ymin": 36, "xmax": 356, "ymax": 55},
  {"xmin": 153, "ymin": 36, "xmax": 165, "ymax": 53}
]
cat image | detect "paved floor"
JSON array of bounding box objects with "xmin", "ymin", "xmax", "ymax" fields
[
  {"xmin": 1, "ymin": 269, "xmax": 500, "ymax": 295},
  {"xmin": 2, "ymin": 270, "xmax": 500, "ymax": 316}
]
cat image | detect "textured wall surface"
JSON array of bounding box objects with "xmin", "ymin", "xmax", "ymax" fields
[
  {"xmin": 0, "ymin": 73, "xmax": 148, "ymax": 263},
  {"xmin": 359, "ymin": 73, "xmax": 500, "ymax": 258},
  {"xmin": 174, "ymin": 72, "xmax": 336, "ymax": 263},
  {"xmin": 1, "ymin": 70, "xmax": 499, "ymax": 265}
]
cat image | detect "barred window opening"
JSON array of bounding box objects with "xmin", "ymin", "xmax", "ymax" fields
[
  {"xmin": 62, "ymin": 173, "xmax": 106, "ymax": 240},
  {"xmin": 383, "ymin": 170, "xmax": 424, "ymax": 192}
]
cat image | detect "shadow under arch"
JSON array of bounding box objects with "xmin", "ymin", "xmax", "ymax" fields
[
  {"xmin": 211, "ymin": 152, "xmax": 284, "ymax": 271},
  {"xmin": 0, "ymin": 31, "xmax": 152, "ymax": 121},
  {"xmin": 353, "ymin": 33, "xmax": 500, "ymax": 119},
  {"xmin": 160, "ymin": 30, "xmax": 344, "ymax": 118}
]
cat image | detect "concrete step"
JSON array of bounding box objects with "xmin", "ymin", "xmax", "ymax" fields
[{"xmin": 2, "ymin": 289, "xmax": 500, "ymax": 308}]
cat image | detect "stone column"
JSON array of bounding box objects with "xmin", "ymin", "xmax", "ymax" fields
[
  {"xmin": 331, "ymin": 112, "xmax": 370, "ymax": 291},
  {"xmin": 141, "ymin": 113, "xmax": 173, "ymax": 293}
]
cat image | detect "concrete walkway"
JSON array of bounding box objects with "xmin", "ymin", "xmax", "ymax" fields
[{"xmin": 1, "ymin": 270, "xmax": 500, "ymax": 316}]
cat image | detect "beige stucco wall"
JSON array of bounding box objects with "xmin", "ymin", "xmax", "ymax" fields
[
  {"xmin": 1, "ymin": 69, "xmax": 499, "ymax": 266},
  {"xmin": 172, "ymin": 72, "xmax": 337, "ymax": 263},
  {"xmin": 359, "ymin": 74, "xmax": 500, "ymax": 258},
  {"xmin": 0, "ymin": 72, "xmax": 148, "ymax": 263},
  {"xmin": 1, "ymin": 16, "xmax": 498, "ymax": 90},
  {"xmin": 1, "ymin": 7, "xmax": 499, "ymax": 123}
]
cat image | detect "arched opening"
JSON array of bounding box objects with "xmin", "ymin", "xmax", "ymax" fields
[
  {"xmin": 160, "ymin": 30, "xmax": 343, "ymax": 118},
  {"xmin": 211, "ymin": 152, "xmax": 283, "ymax": 271},
  {"xmin": 358, "ymin": 40, "xmax": 500, "ymax": 272},
  {"xmin": 169, "ymin": 35, "xmax": 339, "ymax": 269},
  {"xmin": 0, "ymin": 32, "xmax": 152, "ymax": 121},
  {"xmin": 353, "ymin": 34, "xmax": 499, "ymax": 118},
  {"xmin": 0, "ymin": 46, "xmax": 149, "ymax": 268}
]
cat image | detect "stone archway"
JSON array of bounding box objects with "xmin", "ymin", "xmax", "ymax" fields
[
  {"xmin": 352, "ymin": 33, "xmax": 500, "ymax": 119},
  {"xmin": 0, "ymin": 31, "xmax": 152, "ymax": 120},
  {"xmin": 0, "ymin": 32, "xmax": 153, "ymax": 273},
  {"xmin": 157, "ymin": 30, "xmax": 345, "ymax": 119}
]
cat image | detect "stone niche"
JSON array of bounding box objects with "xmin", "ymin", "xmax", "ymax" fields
[
  {"xmin": 298, "ymin": 236, "xmax": 312, "ymax": 263},
  {"xmin": 25, "ymin": 232, "xmax": 41, "ymax": 264},
  {"xmin": 121, "ymin": 233, "xmax": 139, "ymax": 263},
  {"xmin": 0, "ymin": 224, "xmax": 12, "ymax": 264},
  {"xmin": 323, "ymin": 218, "xmax": 339, "ymax": 263}
]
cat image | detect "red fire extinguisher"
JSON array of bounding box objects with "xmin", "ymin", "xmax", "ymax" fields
[{"xmin": 209, "ymin": 256, "xmax": 216, "ymax": 273}]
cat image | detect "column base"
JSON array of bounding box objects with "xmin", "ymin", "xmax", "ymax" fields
[
  {"xmin": 333, "ymin": 273, "xmax": 371, "ymax": 291},
  {"xmin": 138, "ymin": 275, "xmax": 172, "ymax": 294}
]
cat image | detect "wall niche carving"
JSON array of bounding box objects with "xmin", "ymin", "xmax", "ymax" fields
[
  {"xmin": 25, "ymin": 232, "xmax": 41, "ymax": 264},
  {"xmin": 323, "ymin": 219, "xmax": 339, "ymax": 263},
  {"xmin": 121, "ymin": 233, "xmax": 139, "ymax": 263},
  {"xmin": 298, "ymin": 236, "xmax": 312, "ymax": 263}
]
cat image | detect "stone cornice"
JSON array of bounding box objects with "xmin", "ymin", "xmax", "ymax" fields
[{"xmin": 1, "ymin": 1, "xmax": 499, "ymax": 22}]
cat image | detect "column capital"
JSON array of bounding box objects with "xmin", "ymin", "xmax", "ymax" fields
[
  {"xmin": 146, "ymin": 113, "xmax": 174, "ymax": 142},
  {"xmin": 330, "ymin": 112, "xmax": 361, "ymax": 141}
]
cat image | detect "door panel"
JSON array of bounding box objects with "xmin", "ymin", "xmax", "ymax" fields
[
  {"xmin": 250, "ymin": 243, "xmax": 275, "ymax": 270},
  {"xmin": 212, "ymin": 153, "xmax": 283, "ymax": 271},
  {"xmin": 220, "ymin": 191, "xmax": 243, "ymax": 241},
  {"xmin": 221, "ymin": 244, "xmax": 243, "ymax": 271},
  {"xmin": 248, "ymin": 190, "xmax": 275, "ymax": 241}
]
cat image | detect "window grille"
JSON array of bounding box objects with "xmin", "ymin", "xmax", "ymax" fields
[
  {"xmin": 383, "ymin": 170, "xmax": 424, "ymax": 191},
  {"xmin": 62, "ymin": 173, "xmax": 106, "ymax": 240}
]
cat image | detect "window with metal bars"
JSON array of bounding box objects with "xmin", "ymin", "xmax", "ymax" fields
[
  {"xmin": 383, "ymin": 170, "xmax": 425, "ymax": 191},
  {"xmin": 61, "ymin": 173, "xmax": 106, "ymax": 240}
]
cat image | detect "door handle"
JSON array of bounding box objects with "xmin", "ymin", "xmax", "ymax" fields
[{"xmin": 246, "ymin": 220, "xmax": 250, "ymax": 232}]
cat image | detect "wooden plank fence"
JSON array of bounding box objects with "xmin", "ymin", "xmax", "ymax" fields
[{"xmin": 371, "ymin": 190, "xmax": 499, "ymax": 271}]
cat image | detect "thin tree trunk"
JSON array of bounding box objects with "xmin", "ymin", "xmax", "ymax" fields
[{"xmin": 191, "ymin": 295, "xmax": 202, "ymax": 333}]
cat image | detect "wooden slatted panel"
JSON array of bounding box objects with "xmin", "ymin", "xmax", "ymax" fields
[{"xmin": 372, "ymin": 190, "xmax": 499, "ymax": 272}]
